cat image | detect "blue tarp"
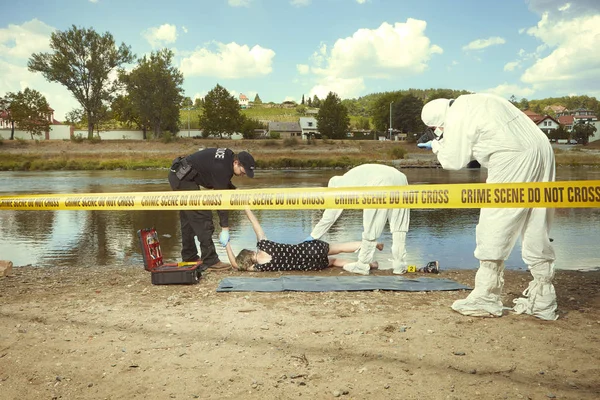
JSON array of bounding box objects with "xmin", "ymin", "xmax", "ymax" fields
[{"xmin": 216, "ymin": 275, "xmax": 471, "ymax": 292}]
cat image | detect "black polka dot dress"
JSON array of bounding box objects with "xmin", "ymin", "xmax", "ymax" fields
[{"xmin": 253, "ymin": 240, "xmax": 330, "ymax": 271}]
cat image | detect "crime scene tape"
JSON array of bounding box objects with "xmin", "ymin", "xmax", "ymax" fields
[{"xmin": 0, "ymin": 181, "xmax": 599, "ymax": 211}]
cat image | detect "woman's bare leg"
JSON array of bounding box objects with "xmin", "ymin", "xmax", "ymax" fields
[
  {"xmin": 329, "ymin": 258, "xmax": 379, "ymax": 269},
  {"xmin": 328, "ymin": 242, "xmax": 384, "ymax": 255}
]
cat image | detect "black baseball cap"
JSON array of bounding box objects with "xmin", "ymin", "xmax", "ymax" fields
[{"xmin": 238, "ymin": 151, "xmax": 255, "ymax": 178}]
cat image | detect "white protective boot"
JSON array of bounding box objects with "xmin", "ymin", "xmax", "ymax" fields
[
  {"xmin": 513, "ymin": 262, "xmax": 558, "ymax": 320},
  {"xmin": 451, "ymin": 260, "xmax": 505, "ymax": 317},
  {"xmin": 389, "ymin": 232, "xmax": 408, "ymax": 274},
  {"xmin": 343, "ymin": 239, "xmax": 377, "ymax": 276}
]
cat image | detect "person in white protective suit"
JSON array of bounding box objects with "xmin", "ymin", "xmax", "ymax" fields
[
  {"xmin": 305, "ymin": 164, "xmax": 410, "ymax": 275},
  {"xmin": 420, "ymin": 93, "xmax": 557, "ymax": 320}
]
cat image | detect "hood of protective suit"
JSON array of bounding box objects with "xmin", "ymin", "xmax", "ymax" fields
[
  {"xmin": 421, "ymin": 98, "xmax": 452, "ymax": 128},
  {"xmin": 328, "ymin": 176, "xmax": 343, "ymax": 188}
]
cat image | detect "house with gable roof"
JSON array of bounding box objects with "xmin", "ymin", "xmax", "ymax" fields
[
  {"xmin": 267, "ymin": 121, "xmax": 301, "ymax": 139},
  {"xmin": 239, "ymin": 93, "xmax": 249, "ymax": 109},
  {"xmin": 299, "ymin": 117, "xmax": 319, "ymax": 140}
]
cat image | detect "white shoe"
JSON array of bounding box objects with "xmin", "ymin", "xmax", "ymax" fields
[
  {"xmin": 513, "ymin": 262, "xmax": 558, "ymax": 321},
  {"xmin": 451, "ymin": 297, "xmax": 503, "ymax": 317},
  {"xmin": 512, "ymin": 282, "xmax": 558, "ymax": 320},
  {"xmin": 343, "ymin": 262, "xmax": 370, "ymax": 275}
]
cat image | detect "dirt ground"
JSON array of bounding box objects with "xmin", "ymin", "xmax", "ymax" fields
[{"xmin": 1, "ymin": 265, "xmax": 599, "ymax": 400}]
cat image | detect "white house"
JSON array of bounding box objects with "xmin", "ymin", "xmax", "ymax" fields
[
  {"xmin": 299, "ymin": 117, "xmax": 318, "ymax": 140},
  {"xmin": 536, "ymin": 115, "xmax": 560, "ymax": 135},
  {"xmin": 239, "ymin": 93, "xmax": 249, "ymax": 109}
]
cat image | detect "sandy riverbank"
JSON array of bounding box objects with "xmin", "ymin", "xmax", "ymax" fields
[{"xmin": 1, "ymin": 265, "xmax": 599, "ymax": 400}]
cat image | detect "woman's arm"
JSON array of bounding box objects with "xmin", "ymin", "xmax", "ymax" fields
[
  {"xmin": 245, "ymin": 209, "xmax": 267, "ymax": 241},
  {"xmin": 225, "ymin": 243, "xmax": 238, "ymax": 269}
]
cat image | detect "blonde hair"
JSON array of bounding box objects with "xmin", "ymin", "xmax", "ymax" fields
[{"xmin": 235, "ymin": 249, "xmax": 255, "ymax": 271}]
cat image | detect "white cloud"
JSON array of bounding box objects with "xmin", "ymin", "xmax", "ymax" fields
[
  {"xmin": 0, "ymin": 19, "xmax": 80, "ymax": 120},
  {"xmin": 462, "ymin": 36, "xmax": 506, "ymax": 51},
  {"xmin": 0, "ymin": 19, "xmax": 54, "ymax": 59},
  {"xmin": 142, "ymin": 24, "xmax": 178, "ymax": 48},
  {"xmin": 520, "ymin": 12, "xmax": 600, "ymax": 95},
  {"xmin": 89, "ymin": 0, "xmax": 98, "ymax": 3},
  {"xmin": 303, "ymin": 19, "xmax": 441, "ymax": 99},
  {"xmin": 182, "ymin": 26, "xmax": 188, "ymax": 33},
  {"xmin": 504, "ymin": 61, "xmax": 520, "ymax": 71},
  {"xmin": 356, "ymin": 0, "xmax": 369, "ymax": 3},
  {"xmin": 291, "ymin": 0, "xmax": 311, "ymax": 7},
  {"xmin": 296, "ymin": 64, "xmax": 309, "ymax": 75},
  {"xmin": 228, "ymin": 0, "xmax": 252, "ymax": 7},
  {"xmin": 309, "ymin": 76, "xmax": 366, "ymax": 100},
  {"xmin": 483, "ymin": 83, "xmax": 535, "ymax": 99},
  {"xmin": 180, "ymin": 42, "xmax": 275, "ymax": 79}
]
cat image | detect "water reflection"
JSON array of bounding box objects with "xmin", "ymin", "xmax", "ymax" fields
[{"xmin": 0, "ymin": 168, "xmax": 598, "ymax": 271}]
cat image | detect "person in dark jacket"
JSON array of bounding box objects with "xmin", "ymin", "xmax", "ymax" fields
[{"xmin": 168, "ymin": 148, "xmax": 255, "ymax": 269}]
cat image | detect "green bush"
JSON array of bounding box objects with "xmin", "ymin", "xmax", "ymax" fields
[
  {"xmin": 161, "ymin": 131, "xmax": 175, "ymax": 143},
  {"xmin": 262, "ymin": 139, "xmax": 279, "ymax": 147},
  {"xmin": 389, "ymin": 146, "xmax": 407, "ymax": 159},
  {"xmin": 70, "ymin": 134, "xmax": 85, "ymax": 143},
  {"xmin": 89, "ymin": 135, "xmax": 102, "ymax": 144},
  {"xmin": 269, "ymin": 131, "xmax": 281, "ymax": 139},
  {"xmin": 283, "ymin": 137, "xmax": 299, "ymax": 147}
]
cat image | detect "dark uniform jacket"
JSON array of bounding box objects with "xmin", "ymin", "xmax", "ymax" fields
[{"xmin": 186, "ymin": 148, "xmax": 237, "ymax": 228}]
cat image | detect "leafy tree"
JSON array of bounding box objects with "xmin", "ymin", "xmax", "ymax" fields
[
  {"xmin": 312, "ymin": 95, "xmax": 321, "ymax": 108},
  {"xmin": 199, "ymin": 84, "xmax": 243, "ymax": 138},
  {"xmin": 253, "ymin": 93, "xmax": 262, "ymax": 104},
  {"xmin": 64, "ymin": 108, "xmax": 85, "ymax": 128},
  {"xmin": 181, "ymin": 97, "xmax": 193, "ymax": 108},
  {"xmin": 509, "ymin": 95, "xmax": 518, "ymax": 106},
  {"xmin": 518, "ymin": 98, "xmax": 530, "ymax": 111},
  {"xmin": 296, "ymin": 104, "xmax": 307, "ymax": 115},
  {"xmin": 301, "ymin": 94, "xmax": 305, "ymax": 105},
  {"xmin": 194, "ymin": 97, "xmax": 204, "ymax": 109},
  {"xmin": 120, "ymin": 49, "xmax": 184, "ymax": 138},
  {"xmin": 111, "ymin": 95, "xmax": 148, "ymax": 135},
  {"xmin": 393, "ymin": 94, "xmax": 425, "ymax": 136},
  {"xmin": 0, "ymin": 94, "xmax": 16, "ymax": 140},
  {"xmin": 371, "ymin": 92, "xmax": 402, "ymax": 132},
  {"xmin": 356, "ymin": 116, "xmax": 371, "ymax": 131},
  {"xmin": 9, "ymin": 88, "xmax": 51, "ymax": 139},
  {"xmin": 28, "ymin": 25, "xmax": 134, "ymax": 139},
  {"xmin": 572, "ymin": 122, "xmax": 597, "ymax": 145},
  {"xmin": 307, "ymin": 97, "xmax": 312, "ymax": 107},
  {"xmin": 549, "ymin": 124, "xmax": 569, "ymax": 141},
  {"xmin": 316, "ymin": 92, "xmax": 349, "ymax": 140},
  {"xmin": 239, "ymin": 114, "xmax": 264, "ymax": 139}
]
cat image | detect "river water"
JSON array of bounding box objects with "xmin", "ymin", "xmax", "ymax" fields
[{"xmin": 0, "ymin": 167, "xmax": 599, "ymax": 271}]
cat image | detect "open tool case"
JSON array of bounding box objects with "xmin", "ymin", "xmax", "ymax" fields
[{"xmin": 137, "ymin": 228, "xmax": 204, "ymax": 285}]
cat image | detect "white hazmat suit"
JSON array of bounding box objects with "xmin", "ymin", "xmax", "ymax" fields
[
  {"xmin": 421, "ymin": 94, "xmax": 557, "ymax": 320},
  {"xmin": 309, "ymin": 164, "xmax": 410, "ymax": 275}
]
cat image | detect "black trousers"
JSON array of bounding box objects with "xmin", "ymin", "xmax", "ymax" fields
[{"xmin": 168, "ymin": 171, "xmax": 220, "ymax": 266}]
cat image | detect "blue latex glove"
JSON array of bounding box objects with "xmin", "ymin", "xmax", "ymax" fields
[
  {"xmin": 219, "ymin": 230, "xmax": 230, "ymax": 247},
  {"xmin": 417, "ymin": 140, "xmax": 433, "ymax": 150},
  {"xmin": 303, "ymin": 235, "xmax": 314, "ymax": 242}
]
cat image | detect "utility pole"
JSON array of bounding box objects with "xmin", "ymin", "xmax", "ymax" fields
[{"xmin": 389, "ymin": 101, "xmax": 394, "ymax": 140}]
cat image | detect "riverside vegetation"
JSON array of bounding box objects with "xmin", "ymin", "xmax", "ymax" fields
[{"xmin": 0, "ymin": 137, "xmax": 600, "ymax": 171}]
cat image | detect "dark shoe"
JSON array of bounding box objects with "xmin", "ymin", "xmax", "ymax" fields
[
  {"xmin": 207, "ymin": 261, "xmax": 231, "ymax": 270},
  {"xmin": 183, "ymin": 255, "xmax": 200, "ymax": 262},
  {"xmin": 421, "ymin": 261, "xmax": 439, "ymax": 274}
]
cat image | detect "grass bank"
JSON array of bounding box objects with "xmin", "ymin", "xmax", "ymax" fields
[{"xmin": 0, "ymin": 137, "xmax": 599, "ymax": 171}]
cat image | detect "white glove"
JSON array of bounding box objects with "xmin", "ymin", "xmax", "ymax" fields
[{"xmin": 417, "ymin": 140, "xmax": 433, "ymax": 150}]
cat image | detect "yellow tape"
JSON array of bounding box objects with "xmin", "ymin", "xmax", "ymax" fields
[{"xmin": 0, "ymin": 180, "xmax": 599, "ymax": 210}]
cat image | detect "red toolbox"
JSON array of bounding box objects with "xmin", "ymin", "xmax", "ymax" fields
[{"xmin": 137, "ymin": 228, "xmax": 203, "ymax": 285}]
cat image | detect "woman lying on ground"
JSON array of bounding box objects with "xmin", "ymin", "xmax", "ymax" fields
[{"xmin": 225, "ymin": 209, "xmax": 383, "ymax": 272}]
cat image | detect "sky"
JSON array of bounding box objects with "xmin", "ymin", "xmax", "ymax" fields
[{"xmin": 1, "ymin": 0, "xmax": 599, "ymax": 121}]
